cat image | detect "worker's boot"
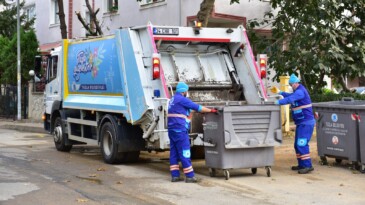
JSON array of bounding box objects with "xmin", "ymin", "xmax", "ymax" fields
[
  {"xmin": 298, "ymin": 167, "xmax": 314, "ymax": 174},
  {"xmin": 291, "ymin": 166, "xmax": 303, "ymax": 171},
  {"xmin": 185, "ymin": 177, "xmax": 198, "ymax": 183},
  {"xmin": 171, "ymin": 177, "xmax": 183, "ymax": 182}
]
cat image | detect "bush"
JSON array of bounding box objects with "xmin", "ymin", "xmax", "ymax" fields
[{"xmin": 310, "ymin": 92, "xmax": 365, "ymax": 103}]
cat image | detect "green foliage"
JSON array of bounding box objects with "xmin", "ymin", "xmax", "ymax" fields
[
  {"xmin": 248, "ymin": 0, "xmax": 365, "ymax": 93},
  {"xmin": 311, "ymin": 92, "xmax": 365, "ymax": 102},
  {"xmin": 0, "ymin": 29, "xmax": 39, "ymax": 84},
  {"xmin": 0, "ymin": 0, "xmax": 35, "ymax": 38}
]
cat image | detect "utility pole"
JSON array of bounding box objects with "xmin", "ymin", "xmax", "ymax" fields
[{"xmin": 17, "ymin": 0, "xmax": 21, "ymax": 120}]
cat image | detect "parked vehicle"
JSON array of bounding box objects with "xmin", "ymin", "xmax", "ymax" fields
[
  {"xmin": 350, "ymin": 87, "xmax": 365, "ymax": 94},
  {"xmin": 38, "ymin": 23, "xmax": 282, "ymax": 164}
]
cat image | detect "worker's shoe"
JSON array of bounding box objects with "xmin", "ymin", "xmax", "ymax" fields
[
  {"xmin": 291, "ymin": 165, "xmax": 303, "ymax": 171},
  {"xmin": 298, "ymin": 167, "xmax": 314, "ymax": 174},
  {"xmin": 171, "ymin": 177, "xmax": 183, "ymax": 182},
  {"xmin": 185, "ymin": 177, "xmax": 198, "ymax": 183}
]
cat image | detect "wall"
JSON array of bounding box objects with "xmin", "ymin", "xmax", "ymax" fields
[{"xmin": 28, "ymin": 81, "xmax": 43, "ymax": 122}]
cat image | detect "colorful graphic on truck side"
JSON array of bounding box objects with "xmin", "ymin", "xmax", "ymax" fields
[{"xmin": 67, "ymin": 38, "xmax": 122, "ymax": 95}]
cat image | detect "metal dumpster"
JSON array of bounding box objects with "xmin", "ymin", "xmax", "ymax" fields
[
  {"xmin": 313, "ymin": 98, "xmax": 365, "ymax": 168},
  {"xmin": 357, "ymin": 108, "xmax": 365, "ymax": 172},
  {"xmin": 203, "ymin": 104, "xmax": 282, "ymax": 180}
]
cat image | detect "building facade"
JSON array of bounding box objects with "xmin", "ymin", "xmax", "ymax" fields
[{"xmin": 26, "ymin": 0, "xmax": 271, "ymax": 52}]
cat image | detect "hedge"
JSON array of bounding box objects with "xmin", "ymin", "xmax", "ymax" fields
[{"xmin": 310, "ymin": 93, "xmax": 365, "ymax": 103}]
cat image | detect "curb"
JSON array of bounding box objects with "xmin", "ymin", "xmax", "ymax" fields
[{"xmin": 0, "ymin": 124, "xmax": 47, "ymax": 134}]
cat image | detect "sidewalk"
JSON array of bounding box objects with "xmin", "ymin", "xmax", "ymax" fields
[{"xmin": 0, "ymin": 118, "xmax": 46, "ymax": 134}]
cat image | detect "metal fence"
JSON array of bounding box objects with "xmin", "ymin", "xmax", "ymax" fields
[{"xmin": 0, "ymin": 85, "xmax": 28, "ymax": 119}]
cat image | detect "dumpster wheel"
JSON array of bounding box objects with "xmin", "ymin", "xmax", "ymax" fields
[
  {"xmin": 320, "ymin": 156, "xmax": 328, "ymax": 165},
  {"xmin": 251, "ymin": 168, "xmax": 257, "ymax": 175},
  {"xmin": 223, "ymin": 170, "xmax": 230, "ymax": 180},
  {"xmin": 265, "ymin": 166, "xmax": 271, "ymax": 177},
  {"xmin": 209, "ymin": 168, "xmax": 216, "ymax": 177}
]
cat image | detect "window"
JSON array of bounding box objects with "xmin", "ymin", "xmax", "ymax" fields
[
  {"xmin": 139, "ymin": 0, "xmax": 165, "ymax": 6},
  {"xmin": 25, "ymin": 4, "xmax": 35, "ymax": 22},
  {"xmin": 104, "ymin": 0, "xmax": 118, "ymax": 13},
  {"xmin": 48, "ymin": 56, "xmax": 58, "ymax": 81},
  {"xmin": 50, "ymin": 0, "xmax": 59, "ymax": 24}
]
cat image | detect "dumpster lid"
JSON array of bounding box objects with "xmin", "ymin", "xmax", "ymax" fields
[{"xmin": 313, "ymin": 100, "xmax": 365, "ymax": 110}]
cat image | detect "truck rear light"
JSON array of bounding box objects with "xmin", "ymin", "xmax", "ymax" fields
[
  {"xmin": 258, "ymin": 54, "xmax": 268, "ymax": 79},
  {"xmin": 152, "ymin": 57, "xmax": 160, "ymax": 80}
]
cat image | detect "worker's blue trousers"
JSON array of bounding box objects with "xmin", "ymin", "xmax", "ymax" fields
[
  {"xmin": 294, "ymin": 124, "xmax": 314, "ymax": 168},
  {"xmin": 168, "ymin": 130, "xmax": 194, "ymax": 178}
]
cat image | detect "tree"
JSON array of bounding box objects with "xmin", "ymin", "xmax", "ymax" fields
[
  {"xmin": 57, "ymin": 0, "xmax": 67, "ymax": 39},
  {"xmin": 0, "ymin": 29, "xmax": 38, "ymax": 84},
  {"xmin": 251, "ymin": 0, "xmax": 365, "ymax": 93},
  {"xmin": 197, "ymin": 0, "xmax": 240, "ymax": 27},
  {"xmin": 75, "ymin": 0, "xmax": 103, "ymax": 36},
  {"xmin": 0, "ymin": 0, "xmax": 35, "ymax": 38}
]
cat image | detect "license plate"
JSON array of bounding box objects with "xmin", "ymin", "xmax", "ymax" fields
[{"xmin": 153, "ymin": 27, "xmax": 179, "ymax": 35}]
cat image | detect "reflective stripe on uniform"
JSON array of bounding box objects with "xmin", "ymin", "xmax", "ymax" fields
[
  {"xmin": 168, "ymin": 114, "xmax": 188, "ymax": 119},
  {"xmin": 292, "ymin": 104, "xmax": 312, "ymax": 111},
  {"xmin": 183, "ymin": 166, "xmax": 194, "ymax": 174},
  {"xmin": 170, "ymin": 164, "xmax": 180, "ymax": 171}
]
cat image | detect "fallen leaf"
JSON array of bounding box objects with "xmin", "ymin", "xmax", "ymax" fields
[
  {"xmin": 97, "ymin": 167, "xmax": 106, "ymax": 171},
  {"xmin": 89, "ymin": 174, "xmax": 97, "ymax": 177},
  {"xmin": 76, "ymin": 198, "xmax": 88, "ymax": 203},
  {"xmin": 116, "ymin": 181, "xmax": 123, "ymax": 184}
]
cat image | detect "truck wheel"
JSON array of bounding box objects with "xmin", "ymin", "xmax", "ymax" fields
[
  {"xmin": 124, "ymin": 151, "xmax": 140, "ymax": 163},
  {"xmin": 53, "ymin": 117, "xmax": 72, "ymax": 152},
  {"xmin": 101, "ymin": 122, "xmax": 121, "ymax": 164}
]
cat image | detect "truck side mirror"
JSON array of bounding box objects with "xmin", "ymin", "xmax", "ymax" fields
[{"xmin": 34, "ymin": 55, "xmax": 42, "ymax": 74}]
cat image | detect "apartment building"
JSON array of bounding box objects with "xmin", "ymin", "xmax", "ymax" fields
[{"xmin": 23, "ymin": 0, "xmax": 271, "ymax": 52}]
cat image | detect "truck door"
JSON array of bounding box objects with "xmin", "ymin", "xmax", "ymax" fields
[{"xmin": 45, "ymin": 55, "xmax": 62, "ymax": 115}]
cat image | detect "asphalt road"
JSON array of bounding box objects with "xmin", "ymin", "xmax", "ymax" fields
[{"xmin": 1, "ymin": 128, "xmax": 365, "ymax": 205}]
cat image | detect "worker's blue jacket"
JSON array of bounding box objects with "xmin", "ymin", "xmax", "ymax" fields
[
  {"xmin": 168, "ymin": 93, "xmax": 202, "ymax": 131},
  {"xmin": 278, "ymin": 84, "xmax": 315, "ymax": 125}
]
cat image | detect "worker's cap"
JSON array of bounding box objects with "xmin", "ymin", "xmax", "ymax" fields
[
  {"xmin": 289, "ymin": 74, "xmax": 300, "ymax": 84},
  {"xmin": 176, "ymin": 82, "xmax": 189, "ymax": 93}
]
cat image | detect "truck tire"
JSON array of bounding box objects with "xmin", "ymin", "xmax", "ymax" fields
[
  {"xmin": 100, "ymin": 122, "xmax": 140, "ymax": 164},
  {"xmin": 101, "ymin": 122, "xmax": 120, "ymax": 164},
  {"xmin": 53, "ymin": 117, "xmax": 72, "ymax": 152}
]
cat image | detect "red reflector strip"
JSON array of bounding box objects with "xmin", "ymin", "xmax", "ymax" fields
[
  {"xmin": 351, "ymin": 114, "xmax": 360, "ymax": 121},
  {"xmin": 154, "ymin": 37, "xmax": 231, "ymax": 43},
  {"xmin": 314, "ymin": 112, "xmax": 319, "ymax": 119}
]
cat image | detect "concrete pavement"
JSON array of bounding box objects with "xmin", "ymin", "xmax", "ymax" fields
[{"xmin": 0, "ymin": 119, "xmax": 46, "ymax": 134}]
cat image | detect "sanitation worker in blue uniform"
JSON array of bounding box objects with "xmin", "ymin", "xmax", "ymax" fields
[
  {"xmin": 168, "ymin": 82, "xmax": 217, "ymax": 183},
  {"xmin": 271, "ymin": 74, "xmax": 315, "ymax": 174}
]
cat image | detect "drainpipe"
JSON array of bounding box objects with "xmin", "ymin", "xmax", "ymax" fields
[
  {"xmin": 179, "ymin": 0, "xmax": 182, "ymax": 26},
  {"xmin": 68, "ymin": 0, "xmax": 73, "ymax": 39}
]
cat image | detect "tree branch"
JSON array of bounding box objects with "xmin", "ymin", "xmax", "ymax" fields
[
  {"xmin": 85, "ymin": 0, "xmax": 103, "ymax": 35},
  {"xmin": 75, "ymin": 11, "xmax": 96, "ymax": 36}
]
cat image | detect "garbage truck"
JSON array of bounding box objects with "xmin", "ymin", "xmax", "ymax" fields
[{"xmin": 40, "ymin": 23, "xmax": 282, "ymax": 164}]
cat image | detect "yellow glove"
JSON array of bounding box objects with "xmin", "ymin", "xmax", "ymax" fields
[{"xmin": 270, "ymin": 86, "xmax": 280, "ymax": 94}]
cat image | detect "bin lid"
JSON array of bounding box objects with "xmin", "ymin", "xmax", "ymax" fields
[{"xmin": 313, "ymin": 100, "xmax": 365, "ymax": 110}]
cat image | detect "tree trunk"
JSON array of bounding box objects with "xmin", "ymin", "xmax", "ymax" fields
[
  {"xmin": 57, "ymin": 0, "xmax": 68, "ymax": 39},
  {"xmin": 337, "ymin": 75, "xmax": 350, "ymax": 92},
  {"xmin": 75, "ymin": 0, "xmax": 103, "ymax": 36},
  {"xmin": 196, "ymin": 0, "xmax": 215, "ymax": 27},
  {"xmin": 85, "ymin": 0, "xmax": 103, "ymax": 35}
]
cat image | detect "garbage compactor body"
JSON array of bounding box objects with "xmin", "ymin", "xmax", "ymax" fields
[
  {"xmin": 313, "ymin": 98, "xmax": 365, "ymax": 171},
  {"xmin": 203, "ymin": 104, "xmax": 282, "ymax": 179}
]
